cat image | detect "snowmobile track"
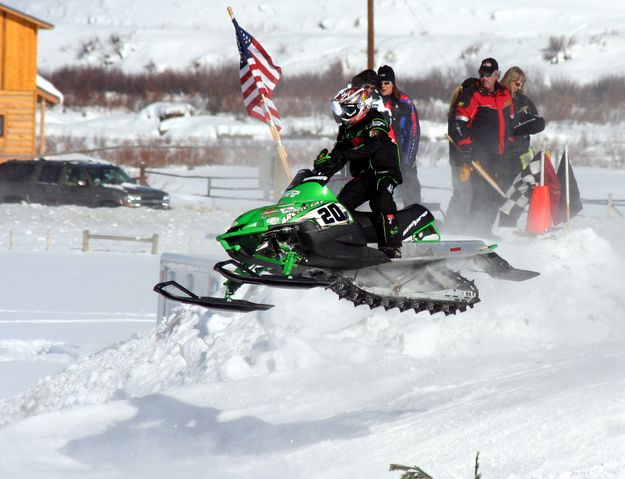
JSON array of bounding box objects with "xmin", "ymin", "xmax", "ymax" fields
[{"xmin": 328, "ymin": 268, "xmax": 480, "ymax": 316}]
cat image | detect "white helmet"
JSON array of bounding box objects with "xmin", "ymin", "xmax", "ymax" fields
[{"xmin": 331, "ymin": 87, "xmax": 373, "ymax": 126}]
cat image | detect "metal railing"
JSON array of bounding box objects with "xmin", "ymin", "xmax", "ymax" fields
[
  {"xmin": 82, "ymin": 230, "xmax": 160, "ymax": 254},
  {"xmin": 139, "ymin": 165, "xmax": 270, "ymax": 200}
]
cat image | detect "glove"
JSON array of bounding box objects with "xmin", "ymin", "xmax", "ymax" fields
[
  {"xmin": 513, "ymin": 116, "xmax": 545, "ymax": 136},
  {"xmin": 459, "ymin": 162, "xmax": 473, "ymax": 182},
  {"xmin": 314, "ymin": 148, "xmax": 331, "ymax": 170},
  {"xmin": 460, "ymin": 147, "xmax": 472, "ymax": 165}
]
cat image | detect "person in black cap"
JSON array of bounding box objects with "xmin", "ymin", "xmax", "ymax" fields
[
  {"xmin": 351, "ymin": 69, "xmax": 379, "ymax": 89},
  {"xmin": 448, "ymin": 57, "xmax": 515, "ymax": 238},
  {"xmin": 377, "ymin": 65, "xmax": 422, "ymax": 207}
]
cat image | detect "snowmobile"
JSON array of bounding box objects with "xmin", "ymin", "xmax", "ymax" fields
[{"xmin": 154, "ymin": 169, "xmax": 539, "ymax": 315}]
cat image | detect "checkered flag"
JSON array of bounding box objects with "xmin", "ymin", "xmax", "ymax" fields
[{"xmin": 499, "ymin": 152, "xmax": 542, "ymax": 220}]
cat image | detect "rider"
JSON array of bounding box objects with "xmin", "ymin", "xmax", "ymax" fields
[{"xmin": 313, "ymin": 86, "xmax": 403, "ymax": 258}]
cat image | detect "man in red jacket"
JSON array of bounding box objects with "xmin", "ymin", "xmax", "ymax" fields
[{"xmin": 449, "ymin": 57, "xmax": 514, "ymax": 238}]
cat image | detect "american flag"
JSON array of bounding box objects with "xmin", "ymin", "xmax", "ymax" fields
[{"xmin": 232, "ymin": 18, "xmax": 282, "ymax": 130}]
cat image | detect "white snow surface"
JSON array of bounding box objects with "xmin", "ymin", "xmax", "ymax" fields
[{"xmin": 0, "ymin": 165, "xmax": 624, "ymax": 478}]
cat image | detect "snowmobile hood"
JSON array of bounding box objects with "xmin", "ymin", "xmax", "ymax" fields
[{"xmin": 216, "ymin": 182, "xmax": 342, "ymax": 251}]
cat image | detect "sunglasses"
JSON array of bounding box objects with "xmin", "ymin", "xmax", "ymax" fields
[
  {"xmin": 380, "ymin": 81, "xmax": 393, "ymax": 86},
  {"xmin": 513, "ymin": 80, "xmax": 525, "ymax": 88}
]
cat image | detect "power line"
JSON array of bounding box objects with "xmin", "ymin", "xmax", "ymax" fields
[{"xmin": 402, "ymin": 0, "xmax": 447, "ymax": 66}]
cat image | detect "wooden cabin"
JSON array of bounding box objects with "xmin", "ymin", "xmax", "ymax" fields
[{"xmin": 0, "ymin": 3, "xmax": 59, "ymax": 162}]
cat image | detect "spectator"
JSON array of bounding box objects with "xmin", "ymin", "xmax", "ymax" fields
[
  {"xmin": 449, "ymin": 57, "xmax": 515, "ymax": 238},
  {"xmin": 377, "ymin": 65, "xmax": 422, "ymax": 207},
  {"xmin": 314, "ymin": 86, "xmax": 403, "ymax": 258},
  {"xmin": 444, "ymin": 77, "xmax": 477, "ymax": 234},
  {"xmin": 350, "ymin": 69, "xmax": 378, "ymax": 89},
  {"xmin": 499, "ymin": 66, "xmax": 545, "ymax": 227},
  {"xmin": 501, "ymin": 66, "xmax": 545, "ymax": 175}
]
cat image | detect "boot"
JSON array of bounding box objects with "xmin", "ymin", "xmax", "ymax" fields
[{"xmin": 379, "ymin": 246, "xmax": 402, "ymax": 259}]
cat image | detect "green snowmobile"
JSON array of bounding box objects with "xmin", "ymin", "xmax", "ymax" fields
[{"xmin": 154, "ymin": 169, "xmax": 538, "ymax": 315}]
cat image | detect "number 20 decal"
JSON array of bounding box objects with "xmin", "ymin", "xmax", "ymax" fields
[{"xmin": 318, "ymin": 203, "xmax": 348, "ymax": 224}]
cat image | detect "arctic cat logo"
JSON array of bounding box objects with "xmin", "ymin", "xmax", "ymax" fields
[
  {"xmin": 402, "ymin": 211, "xmax": 428, "ymax": 236},
  {"xmin": 370, "ymin": 119, "xmax": 386, "ymax": 128},
  {"xmin": 283, "ymin": 190, "xmax": 300, "ymax": 198}
]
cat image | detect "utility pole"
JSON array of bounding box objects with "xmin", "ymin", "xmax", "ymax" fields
[{"xmin": 367, "ymin": 0, "xmax": 374, "ymax": 69}]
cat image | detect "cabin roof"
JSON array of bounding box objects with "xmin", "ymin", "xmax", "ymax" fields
[{"xmin": 0, "ymin": 2, "xmax": 54, "ymax": 30}]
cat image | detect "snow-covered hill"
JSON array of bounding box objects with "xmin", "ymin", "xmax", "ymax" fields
[{"xmin": 10, "ymin": 0, "xmax": 625, "ymax": 81}]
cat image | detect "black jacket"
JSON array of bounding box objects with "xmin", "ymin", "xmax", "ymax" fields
[
  {"xmin": 510, "ymin": 92, "xmax": 545, "ymax": 157},
  {"xmin": 323, "ymin": 110, "xmax": 401, "ymax": 181}
]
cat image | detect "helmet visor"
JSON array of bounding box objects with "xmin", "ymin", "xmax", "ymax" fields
[{"xmin": 341, "ymin": 104, "xmax": 359, "ymax": 120}]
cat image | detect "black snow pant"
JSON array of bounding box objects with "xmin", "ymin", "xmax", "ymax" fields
[
  {"xmin": 468, "ymin": 151, "xmax": 511, "ymax": 237},
  {"xmin": 338, "ymin": 175, "xmax": 401, "ymax": 248},
  {"xmin": 396, "ymin": 162, "xmax": 422, "ymax": 208}
]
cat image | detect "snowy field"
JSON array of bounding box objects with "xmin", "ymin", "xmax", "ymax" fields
[{"xmin": 1, "ymin": 165, "xmax": 624, "ymax": 478}]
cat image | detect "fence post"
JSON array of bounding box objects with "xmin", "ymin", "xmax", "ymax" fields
[
  {"xmin": 151, "ymin": 233, "xmax": 159, "ymax": 255},
  {"xmin": 46, "ymin": 229, "xmax": 52, "ymax": 252},
  {"xmin": 82, "ymin": 230, "xmax": 90, "ymax": 252},
  {"xmin": 206, "ymin": 177, "xmax": 212, "ymax": 197},
  {"xmin": 608, "ymin": 193, "xmax": 613, "ymax": 216},
  {"xmin": 8, "ymin": 229, "xmax": 13, "ymax": 250},
  {"xmin": 139, "ymin": 162, "xmax": 147, "ymax": 185}
]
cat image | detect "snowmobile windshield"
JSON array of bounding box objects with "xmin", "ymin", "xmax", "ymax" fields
[
  {"xmin": 86, "ymin": 165, "xmax": 135, "ymax": 186},
  {"xmin": 286, "ymin": 169, "xmax": 314, "ymax": 190}
]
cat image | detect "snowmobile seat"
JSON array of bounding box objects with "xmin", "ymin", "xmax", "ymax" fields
[{"xmin": 353, "ymin": 203, "xmax": 436, "ymax": 243}]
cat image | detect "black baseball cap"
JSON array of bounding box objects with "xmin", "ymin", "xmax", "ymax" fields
[{"xmin": 478, "ymin": 58, "xmax": 499, "ymax": 75}]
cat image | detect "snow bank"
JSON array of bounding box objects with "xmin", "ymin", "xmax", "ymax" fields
[{"xmin": 2, "ymin": 216, "xmax": 624, "ymax": 427}]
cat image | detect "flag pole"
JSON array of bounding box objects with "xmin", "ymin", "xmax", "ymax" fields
[
  {"xmin": 564, "ymin": 144, "xmax": 571, "ymax": 225},
  {"xmin": 227, "ymin": 6, "xmax": 292, "ymax": 182},
  {"xmin": 540, "ymin": 150, "xmax": 545, "ymax": 186},
  {"xmin": 261, "ymin": 94, "xmax": 292, "ymax": 181}
]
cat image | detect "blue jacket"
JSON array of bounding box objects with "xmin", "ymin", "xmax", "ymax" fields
[{"xmin": 382, "ymin": 90, "xmax": 420, "ymax": 167}]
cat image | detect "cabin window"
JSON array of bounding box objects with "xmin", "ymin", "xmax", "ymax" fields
[{"xmin": 0, "ymin": 115, "xmax": 4, "ymax": 137}]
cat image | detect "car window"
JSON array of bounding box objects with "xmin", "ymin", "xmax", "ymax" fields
[
  {"xmin": 64, "ymin": 166, "xmax": 89, "ymax": 186},
  {"xmin": 86, "ymin": 165, "xmax": 134, "ymax": 185},
  {"xmin": 0, "ymin": 161, "xmax": 36, "ymax": 182},
  {"xmin": 38, "ymin": 164, "xmax": 63, "ymax": 184}
]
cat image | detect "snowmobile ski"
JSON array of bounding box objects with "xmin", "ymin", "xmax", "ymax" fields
[{"xmin": 153, "ymin": 280, "xmax": 273, "ymax": 312}]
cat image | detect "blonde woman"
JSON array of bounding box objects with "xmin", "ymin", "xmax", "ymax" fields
[
  {"xmin": 501, "ymin": 67, "xmax": 545, "ymax": 172},
  {"xmin": 498, "ymin": 67, "xmax": 545, "ymax": 227}
]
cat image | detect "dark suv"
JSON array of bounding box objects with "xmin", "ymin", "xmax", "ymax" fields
[{"xmin": 0, "ymin": 155, "xmax": 170, "ymax": 208}]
